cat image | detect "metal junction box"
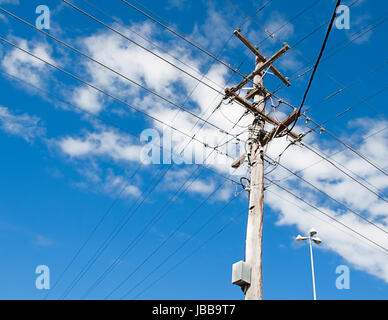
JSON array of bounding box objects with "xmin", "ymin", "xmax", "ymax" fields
[{"xmin": 232, "ymin": 261, "xmax": 251, "ymax": 287}]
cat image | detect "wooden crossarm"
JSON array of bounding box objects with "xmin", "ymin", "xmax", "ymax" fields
[
  {"xmin": 245, "ymin": 84, "xmax": 272, "ymax": 101},
  {"xmin": 233, "ymin": 30, "xmax": 291, "ymax": 87},
  {"xmin": 231, "ymin": 44, "xmax": 290, "ymax": 93},
  {"xmin": 225, "ymin": 89, "xmax": 278, "ymax": 126},
  {"xmin": 262, "ymin": 109, "xmax": 300, "ymax": 145}
]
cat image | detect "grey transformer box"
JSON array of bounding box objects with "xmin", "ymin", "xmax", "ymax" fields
[{"xmin": 232, "ymin": 261, "xmax": 251, "ymax": 287}]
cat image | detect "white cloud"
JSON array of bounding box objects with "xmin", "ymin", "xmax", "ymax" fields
[
  {"xmin": 346, "ymin": 14, "xmax": 374, "ymax": 45},
  {"xmin": 58, "ymin": 129, "xmax": 143, "ymax": 163},
  {"xmin": 1, "ymin": 37, "xmax": 54, "ymax": 87},
  {"xmin": 0, "ymin": 105, "xmax": 45, "ymax": 141},
  {"xmin": 72, "ymin": 86, "xmax": 104, "ymax": 114},
  {"xmin": 167, "ymin": 0, "xmax": 190, "ymax": 11},
  {"xmin": 103, "ymin": 171, "xmax": 141, "ymax": 198},
  {"xmin": 188, "ymin": 179, "xmax": 215, "ymax": 195},
  {"xmin": 190, "ymin": 6, "xmax": 235, "ymax": 52},
  {"xmin": 60, "ymin": 136, "xmax": 93, "ymax": 157},
  {"xmin": 34, "ymin": 234, "xmax": 55, "ymax": 247},
  {"xmin": 263, "ymin": 12, "xmax": 295, "ymax": 43},
  {"xmin": 72, "ymin": 165, "xmax": 141, "ymax": 200}
]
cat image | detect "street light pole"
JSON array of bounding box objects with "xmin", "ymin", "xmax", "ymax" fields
[
  {"xmin": 308, "ymin": 236, "xmax": 317, "ymax": 300},
  {"xmin": 296, "ymin": 228, "xmax": 322, "ymax": 300}
]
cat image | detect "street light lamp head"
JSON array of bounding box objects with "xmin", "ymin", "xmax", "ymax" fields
[
  {"xmin": 311, "ymin": 236, "xmax": 322, "ymax": 244},
  {"xmin": 309, "ymin": 228, "xmax": 317, "ymax": 237},
  {"xmin": 296, "ymin": 234, "xmax": 308, "ymax": 242}
]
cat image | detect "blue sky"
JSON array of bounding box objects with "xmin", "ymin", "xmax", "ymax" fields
[{"xmin": 0, "ymin": 0, "xmax": 387, "ymax": 300}]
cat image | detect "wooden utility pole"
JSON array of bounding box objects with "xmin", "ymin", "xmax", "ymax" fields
[
  {"xmin": 228, "ymin": 30, "xmax": 300, "ymax": 300},
  {"xmin": 244, "ymin": 57, "xmax": 266, "ymax": 300}
]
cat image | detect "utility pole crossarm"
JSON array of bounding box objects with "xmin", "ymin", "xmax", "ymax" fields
[
  {"xmin": 225, "ymin": 88, "xmax": 272, "ymax": 120},
  {"xmin": 224, "ymin": 88, "xmax": 300, "ymax": 141},
  {"xmin": 262, "ymin": 109, "xmax": 300, "ymax": 145},
  {"xmin": 230, "ymin": 43, "xmax": 290, "ymax": 93},
  {"xmin": 233, "ymin": 29, "xmax": 291, "ymax": 87}
]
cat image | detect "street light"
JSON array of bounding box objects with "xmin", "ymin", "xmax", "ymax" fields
[{"xmin": 295, "ymin": 228, "xmax": 322, "ymax": 300}]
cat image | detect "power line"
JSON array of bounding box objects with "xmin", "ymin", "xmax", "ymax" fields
[
  {"xmin": 325, "ymin": 15, "xmax": 388, "ymax": 63},
  {"xmin": 0, "ymin": 7, "xmax": 240, "ymax": 141},
  {"xmin": 52, "ymin": 48, "xmax": 246, "ymax": 299},
  {"xmin": 5, "ymin": 0, "xmax": 387, "ymax": 300},
  {"xmin": 206, "ymin": 0, "xmax": 322, "ymax": 91},
  {"xmin": 228, "ymin": 0, "xmax": 322, "ymax": 47},
  {"xmin": 300, "ymin": 141, "xmax": 388, "ymax": 203},
  {"xmin": 56, "ymin": 35, "xmax": 246, "ymax": 297},
  {"xmin": 3, "ymin": 39, "xmax": 244, "ymax": 298},
  {"xmin": 263, "ymin": 20, "xmax": 388, "ymax": 174},
  {"xmin": 237, "ymin": 0, "xmax": 274, "ymax": 31},
  {"xmin": 132, "ymin": 172, "xmax": 388, "ymax": 299},
  {"xmin": 0, "ymin": 67, "xmax": 242, "ymax": 189},
  {"xmin": 0, "ymin": 31, "xmax": 249, "ymax": 189},
  {"xmin": 57, "ymin": 164, "xmax": 169, "ymax": 299},
  {"xmin": 272, "ymin": 122, "xmax": 388, "ymax": 197},
  {"xmin": 318, "ymin": 125, "xmax": 388, "ymax": 177},
  {"xmin": 118, "ymin": 0, "xmax": 246, "ymax": 77},
  {"xmin": 130, "ymin": 0, "xmax": 273, "ymax": 34},
  {"xmin": 258, "ymin": 0, "xmax": 323, "ymax": 46},
  {"xmin": 315, "ymin": 60, "xmax": 388, "ymax": 106},
  {"xmin": 265, "ymin": 177, "xmax": 388, "ymax": 255},
  {"xmin": 264, "ymin": 104, "xmax": 354, "ymax": 181},
  {"xmin": 118, "ymin": 0, "xmax": 388, "ymax": 300},
  {"xmin": 246, "ymin": 0, "xmax": 365, "ymax": 107},
  {"xmin": 300, "ymin": 14, "xmax": 388, "ymax": 122},
  {"xmin": 265, "ymin": 155, "xmax": 388, "ymax": 236},
  {"xmin": 63, "ymin": 136, "xmax": 240, "ymax": 299},
  {"xmin": 0, "ymin": 35, "xmax": 238, "ymax": 160},
  {"xmin": 78, "ymin": 0, "xmax": 224, "ymax": 91},
  {"xmin": 72, "ymin": 35, "xmax": 251, "ymax": 295},
  {"xmin": 61, "ymin": 0, "xmax": 227, "ymax": 95},
  {"xmin": 60, "ymin": 0, "xmax": 264, "ymax": 138},
  {"xmin": 216, "ymin": 0, "xmax": 369, "ymax": 130},
  {"xmin": 132, "ymin": 208, "xmax": 245, "ymax": 300},
  {"xmin": 80, "ymin": 156, "xmax": 231, "ymax": 299},
  {"xmin": 169, "ymin": 33, "xmax": 236, "ymax": 147},
  {"xmin": 0, "ymin": 63, "xmax": 245, "ymax": 298},
  {"xmin": 119, "ymin": 190, "xmax": 242, "ymax": 300},
  {"xmin": 270, "ymin": 86, "xmax": 388, "ymax": 178},
  {"xmin": 265, "ymin": 188, "xmax": 388, "ymax": 257},
  {"xmin": 100, "ymin": 168, "xmax": 236, "ymax": 300},
  {"xmin": 250, "ymin": 0, "xmax": 372, "ymax": 112},
  {"xmin": 289, "ymin": 0, "xmax": 342, "ymax": 132},
  {"xmin": 80, "ymin": 53, "xmax": 248, "ymax": 296},
  {"xmin": 166, "ymin": 39, "xmax": 257, "ymax": 166},
  {"xmin": 59, "ymin": 0, "xmax": 280, "ymax": 147},
  {"xmin": 44, "ymin": 162, "xmax": 143, "ymax": 299},
  {"xmin": 231, "ymin": 0, "xmax": 359, "ymax": 93},
  {"xmin": 289, "ymin": 14, "xmax": 388, "ymax": 120}
]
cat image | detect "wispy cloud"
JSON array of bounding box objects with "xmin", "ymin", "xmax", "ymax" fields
[
  {"xmin": 0, "ymin": 105, "xmax": 45, "ymax": 141},
  {"xmin": 58, "ymin": 129, "xmax": 143, "ymax": 162},
  {"xmin": 34, "ymin": 234, "xmax": 55, "ymax": 247},
  {"xmin": 1, "ymin": 37, "xmax": 54, "ymax": 87}
]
